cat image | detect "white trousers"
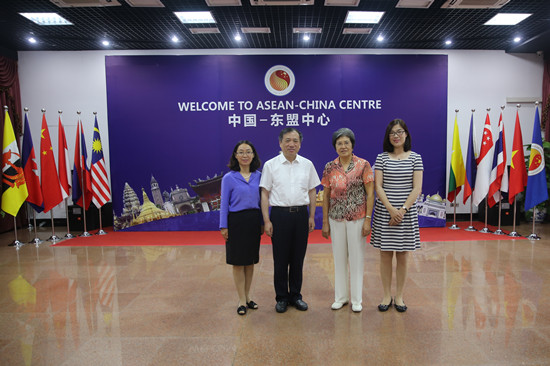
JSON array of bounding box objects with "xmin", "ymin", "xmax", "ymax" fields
[{"xmin": 329, "ymin": 218, "xmax": 366, "ymax": 306}]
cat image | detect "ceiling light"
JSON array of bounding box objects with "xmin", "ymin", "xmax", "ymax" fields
[
  {"xmin": 513, "ymin": 36, "xmax": 521, "ymax": 43},
  {"xmin": 241, "ymin": 27, "xmax": 271, "ymax": 33},
  {"xmin": 303, "ymin": 34, "xmax": 310, "ymax": 41},
  {"xmin": 293, "ymin": 27, "xmax": 322, "ymax": 33},
  {"xmin": 445, "ymin": 40, "xmax": 452, "ymax": 45},
  {"xmin": 101, "ymin": 40, "xmax": 110, "ymax": 46},
  {"xmin": 28, "ymin": 37, "xmax": 37, "ymax": 44},
  {"xmin": 376, "ymin": 34, "xmax": 384, "ymax": 42},
  {"xmin": 190, "ymin": 28, "xmax": 220, "ymax": 34},
  {"xmin": 171, "ymin": 35, "xmax": 180, "ymax": 42},
  {"xmin": 174, "ymin": 11, "xmax": 216, "ymax": 24},
  {"xmin": 484, "ymin": 13, "xmax": 531, "ymax": 26},
  {"xmin": 234, "ymin": 34, "xmax": 242, "ymax": 41},
  {"xmin": 19, "ymin": 12, "xmax": 73, "ymax": 25},
  {"xmin": 345, "ymin": 11, "xmax": 384, "ymax": 24},
  {"xmin": 342, "ymin": 28, "xmax": 372, "ymax": 34}
]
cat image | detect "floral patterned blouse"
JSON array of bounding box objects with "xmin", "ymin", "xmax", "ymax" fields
[{"xmin": 321, "ymin": 155, "xmax": 374, "ymax": 221}]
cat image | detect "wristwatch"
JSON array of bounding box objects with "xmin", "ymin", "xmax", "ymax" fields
[{"xmin": 401, "ymin": 206, "xmax": 408, "ymax": 212}]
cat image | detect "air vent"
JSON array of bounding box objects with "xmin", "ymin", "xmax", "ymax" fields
[
  {"xmin": 396, "ymin": 0, "xmax": 434, "ymax": 9},
  {"xmin": 125, "ymin": 0, "xmax": 164, "ymax": 7},
  {"xmin": 250, "ymin": 0, "xmax": 313, "ymax": 6},
  {"xmin": 441, "ymin": 0, "xmax": 510, "ymax": 9},
  {"xmin": 50, "ymin": 0, "xmax": 120, "ymax": 7}
]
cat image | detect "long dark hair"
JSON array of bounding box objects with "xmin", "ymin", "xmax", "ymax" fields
[
  {"xmin": 383, "ymin": 118, "xmax": 411, "ymax": 152},
  {"xmin": 227, "ymin": 140, "xmax": 261, "ymax": 172}
]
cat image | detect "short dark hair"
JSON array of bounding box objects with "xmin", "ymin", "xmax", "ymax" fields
[
  {"xmin": 227, "ymin": 140, "xmax": 261, "ymax": 172},
  {"xmin": 332, "ymin": 128, "xmax": 355, "ymax": 149},
  {"xmin": 383, "ymin": 119, "xmax": 411, "ymax": 152},
  {"xmin": 279, "ymin": 127, "xmax": 303, "ymax": 142}
]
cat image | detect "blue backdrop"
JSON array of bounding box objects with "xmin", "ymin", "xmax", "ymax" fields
[{"xmin": 105, "ymin": 54, "xmax": 448, "ymax": 231}]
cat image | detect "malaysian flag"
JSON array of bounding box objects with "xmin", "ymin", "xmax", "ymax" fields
[{"xmin": 91, "ymin": 116, "xmax": 111, "ymax": 208}]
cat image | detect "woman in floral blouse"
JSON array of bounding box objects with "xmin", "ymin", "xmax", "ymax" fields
[{"xmin": 321, "ymin": 128, "xmax": 374, "ymax": 313}]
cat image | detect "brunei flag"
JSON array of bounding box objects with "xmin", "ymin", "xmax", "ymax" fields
[
  {"xmin": 1, "ymin": 109, "xmax": 28, "ymax": 216},
  {"xmin": 447, "ymin": 115, "xmax": 465, "ymax": 202},
  {"xmin": 524, "ymin": 106, "xmax": 548, "ymax": 211}
]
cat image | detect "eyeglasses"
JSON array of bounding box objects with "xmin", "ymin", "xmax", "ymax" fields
[
  {"xmin": 236, "ymin": 151, "xmax": 253, "ymax": 156},
  {"xmin": 390, "ymin": 130, "xmax": 405, "ymax": 137}
]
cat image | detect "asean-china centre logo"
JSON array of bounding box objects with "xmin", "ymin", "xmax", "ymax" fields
[{"xmin": 265, "ymin": 65, "xmax": 295, "ymax": 96}]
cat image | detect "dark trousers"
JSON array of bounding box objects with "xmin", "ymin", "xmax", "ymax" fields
[{"xmin": 270, "ymin": 206, "xmax": 309, "ymax": 303}]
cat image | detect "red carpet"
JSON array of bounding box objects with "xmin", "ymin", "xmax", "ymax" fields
[{"xmin": 53, "ymin": 222, "xmax": 526, "ymax": 247}]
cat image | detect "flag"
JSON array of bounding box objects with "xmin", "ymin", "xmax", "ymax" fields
[
  {"xmin": 472, "ymin": 113, "xmax": 495, "ymax": 206},
  {"xmin": 463, "ymin": 113, "xmax": 477, "ymax": 204},
  {"xmin": 487, "ymin": 112, "xmax": 508, "ymax": 207},
  {"xmin": 508, "ymin": 111, "xmax": 527, "ymax": 204},
  {"xmin": 524, "ymin": 106, "xmax": 548, "ymax": 211},
  {"xmin": 58, "ymin": 116, "xmax": 71, "ymax": 199},
  {"xmin": 91, "ymin": 116, "xmax": 111, "ymax": 208},
  {"xmin": 72, "ymin": 120, "xmax": 92, "ymax": 209},
  {"xmin": 22, "ymin": 112, "xmax": 44, "ymax": 212},
  {"xmin": 40, "ymin": 113, "xmax": 63, "ymax": 212},
  {"xmin": 447, "ymin": 115, "xmax": 465, "ymax": 202},
  {"xmin": 1, "ymin": 109, "xmax": 28, "ymax": 216}
]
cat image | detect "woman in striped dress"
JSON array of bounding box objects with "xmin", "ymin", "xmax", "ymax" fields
[{"xmin": 370, "ymin": 119, "xmax": 423, "ymax": 313}]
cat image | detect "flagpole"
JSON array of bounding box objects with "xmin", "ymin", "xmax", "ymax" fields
[
  {"xmin": 28, "ymin": 206, "xmax": 43, "ymax": 245},
  {"xmin": 449, "ymin": 109, "xmax": 460, "ymax": 230},
  {"xmin": 9, "ymin": 216, "xmax": 24, "ymax": 249},
  {"xmin": 493, "ymin": 105, "xmax": 506, "ymax": 235},
  {"xmin": 22, "ymin": 108, "xmax": 34, "ymax": 232},
  {"xmin": 465, "ymin": 108, "xmax": 477, "ymax": 232},
  {"xmin": 509, "ymin": 196, "xmax": 520, "ymax": 237},
  {"xmin": 528, "ymin": 212, "xmax": 540, "ymax": 240},
  {"xmin": 526, "ymin": 101, "xmax": 543, "ymax": 241},
  {"xmin": 37, "ymin": 108, "xmax": 59, "ymax": 243},
  {"xmin": 47, "ymin": 211, "xmax": 61, "ymax": 242},
  {"xmin": 479, "ymin": 201, "xmax": 492, "ymax": 234},
  {"xmin": 57, "ymin": 110, "xmax": 74, "ymax": 239},
  {"xmin": 97, "ymin": 206, "xmax": 107, "ymax": 235},
  {"xmin": 64, "ymin": 199, "xmax": 74, "ymax": 238},
  {"xmin": 92, "ymin": 111, "xmax": 108, "ymax": 236},
  {"xmin": 494, "ymin": 196, "xmax": 505, "ymax": 235},
  {"xmin": 465, "ymin": 199, "xmax": 476, "ymax": 231},
  {"xmin": 78, "ymin": 111, "xmax": 91, "ymax": 237}
]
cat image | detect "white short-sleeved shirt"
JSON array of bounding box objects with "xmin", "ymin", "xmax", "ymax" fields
[{"xmin": 259, "ymin": 153, "xmax": 321, "ymax": 207}]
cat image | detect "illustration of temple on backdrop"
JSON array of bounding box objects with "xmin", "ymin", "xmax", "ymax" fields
[
  {"xmin": 113, "ymin": 173, "xmax": 224, "ymax": 230},
  {"xmin": 416, "ymin": 192, "xmax": 446, "ymax": 227}
]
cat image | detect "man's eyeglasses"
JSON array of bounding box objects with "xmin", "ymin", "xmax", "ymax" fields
[{"xmin": 390, "ymin": 130, "xmax": 405, "ymax": 137}]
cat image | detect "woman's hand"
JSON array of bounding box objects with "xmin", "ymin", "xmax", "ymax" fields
[
  {"xmin": 220, "ymin": 228, "xmax": 228, "ymax": 240},
  {"xmin": 322, "ymin": 222, "xmax": 330, "ymax": 239},
  {"xmin": 388, "ymin": 207, "xmax": 404, "ymax": 226},
  {"xmin": 361, "ymin": 220, "xmax": 371, "ymax": 237}
]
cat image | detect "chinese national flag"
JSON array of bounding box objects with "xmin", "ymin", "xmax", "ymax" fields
[{"xmin": 39, "ymin": 113, "xmax": 63, "ymax": 212}]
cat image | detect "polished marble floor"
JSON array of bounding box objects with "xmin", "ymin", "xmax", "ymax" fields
[{"xmin": 0, "ymin": 223, "xmax": 549, "ymax": 366}]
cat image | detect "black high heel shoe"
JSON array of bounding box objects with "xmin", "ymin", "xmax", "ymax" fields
[{"xmin": 378, "ymin": 298, "xmax": 393, "ymax": 312}]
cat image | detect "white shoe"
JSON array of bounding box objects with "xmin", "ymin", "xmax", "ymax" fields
[
  {"xmin": 331, "ymin": 301, "xmax": 348, "ymax": 310},
  {"xmin": 352, "ymin": 304, "xmax": 362, "ymax": 312}
]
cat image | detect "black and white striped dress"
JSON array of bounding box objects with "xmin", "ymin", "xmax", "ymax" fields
[{"xmin": 370, "ymin": 151, "xmax": 423, "ymax": 251}]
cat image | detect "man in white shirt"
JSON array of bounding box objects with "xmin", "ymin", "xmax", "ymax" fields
[{"xmin": 260, "ymin": 127, "xmax": 321, "ymax": 313}]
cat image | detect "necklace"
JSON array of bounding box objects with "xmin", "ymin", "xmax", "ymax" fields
[{"xmin": 241, "ymin": 172, "xmax": 251, "ymax": 180}]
